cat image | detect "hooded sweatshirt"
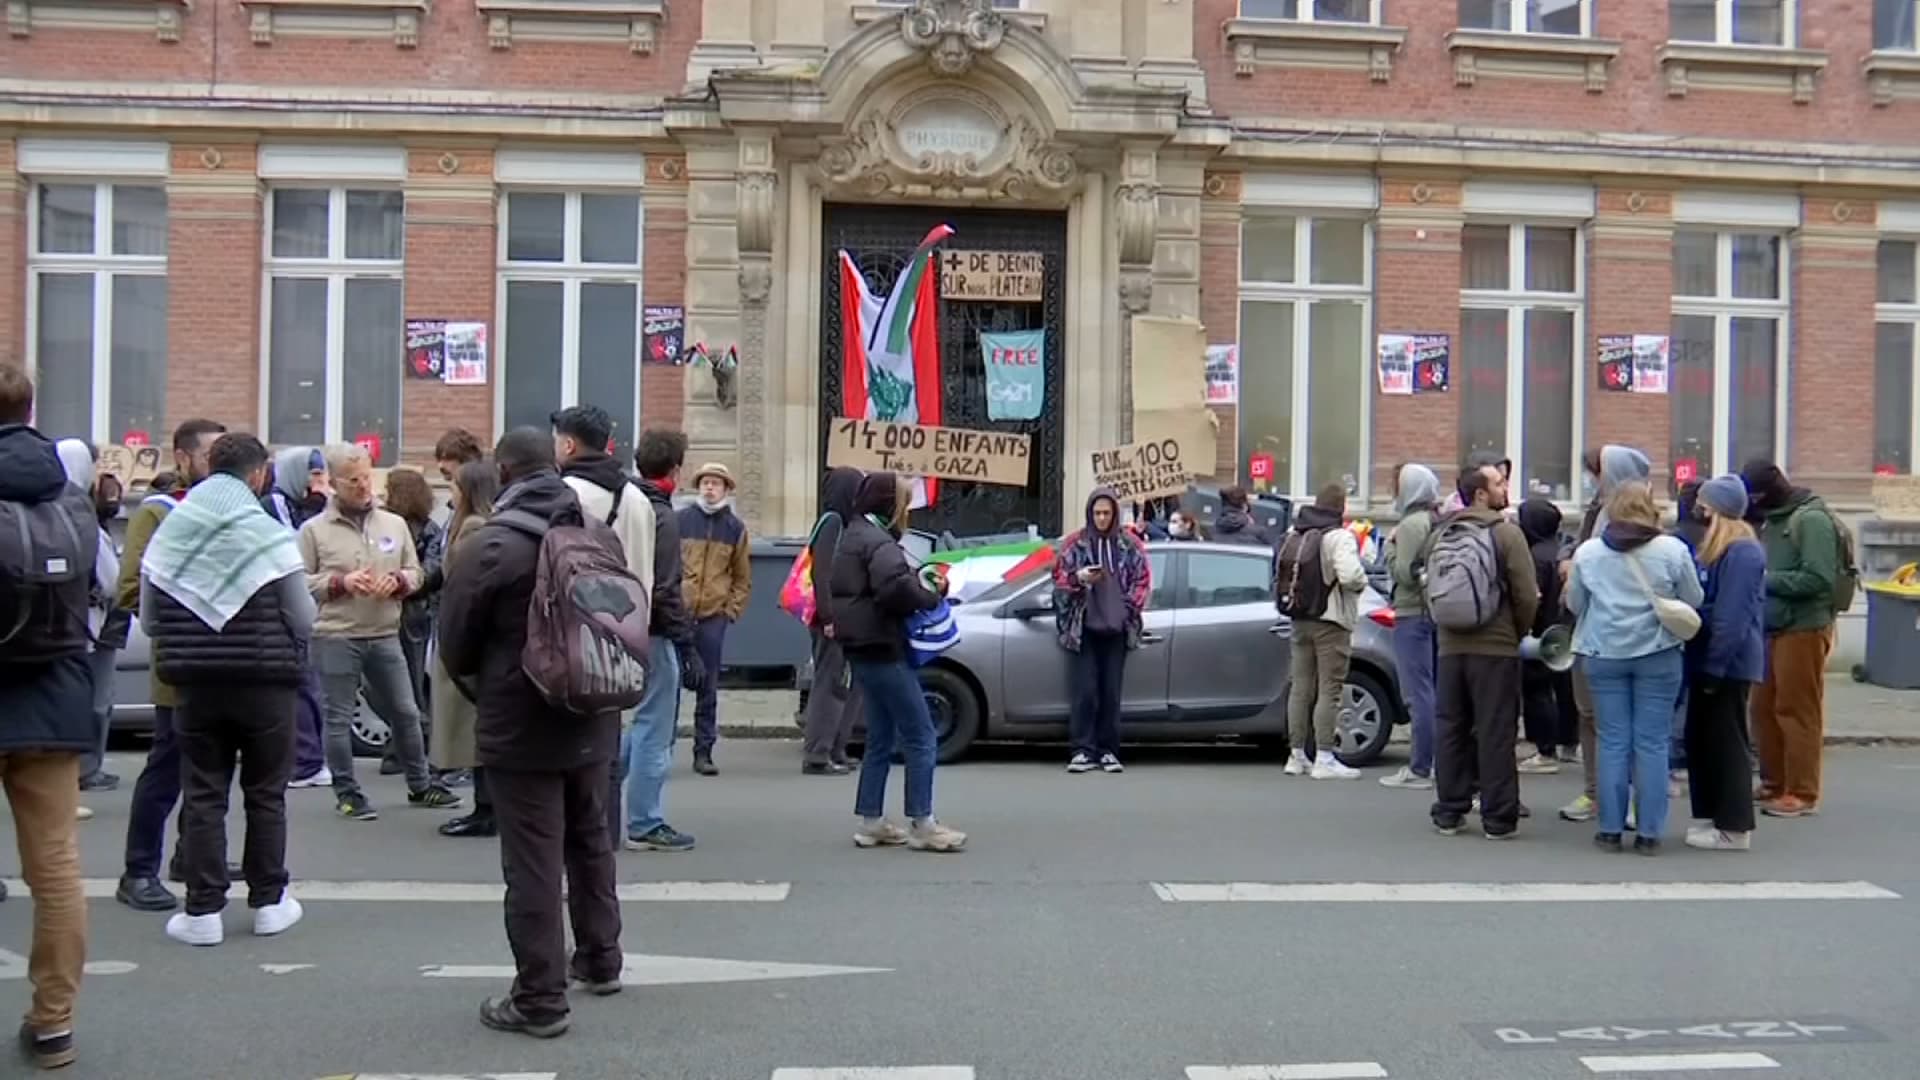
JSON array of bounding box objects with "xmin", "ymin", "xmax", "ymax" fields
[
  {"xmin": 1083, "ymin": 493, "xmax": 1130, "ymax": 633},
  {"xmin": 1754, "ymin": 484, "xmax": 1841, "ymax": 634},
  {"xmin": 1387, "ymin": 463, "xmax": 1441, "ymax": 618},
  {"xmin": 1517, "ymin": 498, "xmax": 1565, "ymax": 636},
  {"xmin": 1211, "ymin": 504, "xmax": 1271, "ymax": 547},
  {"xmin": 561, "ymin": 447, "xmax": 656, "ymax": 595},
  {"xmin": 56, "ymin": 438, "xmax": 121, "ymax": 637},
  {"xmin": 0, "ymin": 424, "xmax": 100, "ymax": 748},
  {"xmin": 1051, "ymin": 487, "xmax": 1151, "ymax": 651},
  {"xmin": 266, "ymin": 446, "xmax": 325, "ymax": 529},
  {"xmin": 1289, "ymin": 502, "xmax": 1367, "ymax": 631},
  {"xmin": 1580, "ymin": 444, "xmax": 1652, "ymax": 542},
  {"xmin": 809, "ymin": 467, "xmax": 863, "ymax": 629},
  {"xmin": 1567, "ymin": 519, "xmax": 1704, "ymax": 660},
  {"xmin": 826, "ymin": 472, "xmax": 939, "ymax": 660}
]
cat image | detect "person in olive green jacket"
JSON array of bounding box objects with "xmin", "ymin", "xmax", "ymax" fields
[
  {"xmin": 114, "ymin": 419, "xmax": 226, "ymax": 914},
  {"xmin": 1742, "ymin": 460, "xmax": 1840, "ymax": 819}
]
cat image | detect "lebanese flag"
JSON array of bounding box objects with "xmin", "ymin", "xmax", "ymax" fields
[{"xmin": 839, "ymin": 224, "xmax": 952, "ymax": 509}]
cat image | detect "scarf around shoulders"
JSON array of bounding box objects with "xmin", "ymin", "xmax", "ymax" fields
[{"xmin": 143, "ymin": 473, "xmax": 306, "ymax": 631}]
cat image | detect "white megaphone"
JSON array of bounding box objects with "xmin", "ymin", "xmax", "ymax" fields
[{"xmin": 1519, "ymin": 624, "xmax": 1575, "ymax": 673}]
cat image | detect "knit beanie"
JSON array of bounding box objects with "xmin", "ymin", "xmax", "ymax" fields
[{"xmin": 1698, "ymin": 473, "xmax": 1749, "ymax": 520}]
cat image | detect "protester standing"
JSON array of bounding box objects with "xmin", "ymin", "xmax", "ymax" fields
[
  {"xmin": 1275, "ymin": 484, "xmax": 1368, "ymax": 779},
  {"xmin": 1517, "ymin": 497, "xmax": 1576, "ymax": 772},
  {"xmin": 383, "ymin": 468, "xmax": 442, "ymax": 720},
  {"xmin": 1167, "ymin": 509, "xmax": 1202, "ymax": 541},
  {"xmin": 434, "ymin": 428, "xmax": 485, "ymax": 483},
  {"xmin": 616, "ymin": 429, "xmax": 705, "ymax": 853},
  {"xmin": 1380, "ymin": 463, "xmax": 1440, "ymax": 790},
  {"xmin": 1427, "ymin": 462, "xmax": 1537, "ymax": 840},
  {"xmin": 299, "ymin": 444, "xmax": 458, "ymax": 821},
  {"xmin": 553, "ymin": 406, "xmax": 654, "ymax": 593},
  {"xmin": 1567, "ymin": 486, "xmax": 1704, "ymax": 854},
  {"xmin": 1683, "ymin": 476, "xmax": 1766, "ymax": 851},
  {"xmin": 677, "ymin": 463, "xmax": 753, "ymax": 777},
  {"xmin": 801, "ymin": 467, "xmax": 865, "ymax": 775},
  {"xmin": 1053, "ymin": 487, "xmax": 1152, "ymax": 774},
  {"xmin": 1210, "ymin": 487, "xmax": 1271, "ymax": 547},
  {"xmin": 263, "ymin": 446, "xmax": 327, "ymax": 531},
  {"xmin": 437, "ymin": 429, "xmax": 623, "ymax": 1038},
  {"xmin": 115, "ymin": 418, "xmax": 227, "ymax": 913},
  {"xmin": 831, "ymin": 472, "xmax": 965, "ymax": 851},
  {"xmin": 1742, "ymin": 460, "xmax": 1843, "ymax": 819},
  {"xmin": 55, "ymin": 441, "xmax": 124, "ymax": 797},
  {"xmin": 434, "ymin": 461, "xmax": 500, "ymax": 839},
  {"xmin": 0, "ymin": 367, "xmax": 97, "ymax": 1069},
  {"xmin": 140, "ymin": 434, "xmax": 311, "ymax": 947}
]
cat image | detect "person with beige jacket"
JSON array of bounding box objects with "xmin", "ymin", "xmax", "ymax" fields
[
  {"xmin": 1275, "ymin": 483, "xmax": 1368, "ymax": 780},
  {"xmin": 298, "ymin": 443, "xmax": 460, "ymax": 821}
]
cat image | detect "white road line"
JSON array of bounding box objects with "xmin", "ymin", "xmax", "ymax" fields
[
  {"xmin": 422, "ymin": 952, "xmax": 889, "ymax": 986},
  {"xmin": 1152, "ymin": 881, "xmax": 1901, "ymax": 903},
  {"xmin": 7, "ymin": 879, "xmax": 789, "ymax": 902},
  {"xmin": 1581, "ymin": 1052, "xmax": 1780, "ymax": 1073},
  {"xmin": 1187, "ymin": 1063, "xmax": 1389, "ymax": 1079},
  {"xmin": 769, "ymin": 1070, "xmax": 974, "ymax": 1079},
  {"xmin": 342, "ymin": 1074, "xmax": 557, "ymax": 1080}
]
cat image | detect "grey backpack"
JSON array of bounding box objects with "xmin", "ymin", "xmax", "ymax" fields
[{"xmin": 1424, "ymin": 517, "xmax": 1504, "ymax": 631}]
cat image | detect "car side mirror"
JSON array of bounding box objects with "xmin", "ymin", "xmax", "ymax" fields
[{"xmin": 1008, "ymin": 591, "xmax": 1054, "ymax": 619}]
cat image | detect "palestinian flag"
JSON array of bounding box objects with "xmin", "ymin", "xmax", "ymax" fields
[{"xmin": 839, "ymin": 224, "xmax": 952, "ymax": 508}]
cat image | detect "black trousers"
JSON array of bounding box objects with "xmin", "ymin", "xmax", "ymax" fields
[
  {"xmin": 1432, "ymin": 654, "xmax": 1521, "ymax": 833},
  {"xmin": 176, "ymin": 686, "xmax": 296, "ymax": 916},
  {"xmin": 1521, "ymin": 662, "xmax": 1577, "ymax": 756},
  {"xmin": 490, "ymin": 762, "xmax": 624, "ymax": 1023},
  {"xmin": 1686, "ymin": 675, "xmax": 1756, "ymax": 832},
  {"xmin": 1068, "ymin": 631, "xmax": 1127, "ymax": 758}
]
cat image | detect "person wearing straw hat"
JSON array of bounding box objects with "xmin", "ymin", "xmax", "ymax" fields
[{"xmin": 676, "ymin": 462, "xmax": 753, "ymax": 777}]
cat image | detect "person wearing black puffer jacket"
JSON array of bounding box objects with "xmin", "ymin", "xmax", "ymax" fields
[
  {"xmin": 801, "ymin": 466, "xmax": 865, "ymax": 775},
  {"xmin": 829, "ymin": 471, "xmax": 965, "ymax": 853}
]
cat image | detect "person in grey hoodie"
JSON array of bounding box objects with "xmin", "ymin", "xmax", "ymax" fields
[{"xmin": 1380, "ymin": 463, "xmax": 1441, "ymax": 790}]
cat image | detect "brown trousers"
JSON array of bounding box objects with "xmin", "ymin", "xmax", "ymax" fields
[
  {"xmin": 1753, "ymin": 627, "xmax": 1834, "ymax": 804},
  {"xmin": 0, "ymin": 751, "xmax": 86, "ymax": 1033}
]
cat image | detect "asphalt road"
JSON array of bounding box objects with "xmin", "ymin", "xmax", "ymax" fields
[{"xmin": 5, "ymin": 742, "xmax": 1919, "ymax": 1080}]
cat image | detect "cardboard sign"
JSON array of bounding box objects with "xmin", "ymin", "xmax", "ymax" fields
[
  {"xmin": 939, "ymin": 250, "xmax": 1044, "ymax": 303},
  {"xmin": 1090, "ymin": 411, "xmax": 1216, "ymax": 502},
  {"xmin": 1874, "ymin": 475, "xmax": 1920, "ymax": 522},
  {"xmin": 826, "ymin": 417, "xmax": 1031, "ymax": 487},
  {"xmin": 97, "ymin": 444, "xmax": 135, "ymax": 486}
]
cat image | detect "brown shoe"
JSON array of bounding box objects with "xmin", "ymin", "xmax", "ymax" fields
[{"xmin": 1761, "ymin": 795, "xmax": 1818, "ymax": 818}]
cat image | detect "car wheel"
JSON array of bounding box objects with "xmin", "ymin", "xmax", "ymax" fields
[
  {"xmin": 349, "ymin": 696, "xmax": 393, "ymax": 759},
  {"xmin": 918, "ymin": 665, "xmax": 982, "ymax": 764},
  {"xmin": 1332, "ymin": 669, "xmax": 1395, "ymax": 767}
]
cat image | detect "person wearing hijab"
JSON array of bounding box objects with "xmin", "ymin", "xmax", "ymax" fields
[
  {"xmin": 1567, "ymin": 485, "xmax": 1704, "ymax": 854},
  {"xmin": 1380, "ymin": 462, "xmax": 1441, "ymax": 790},
  {"xmin": 57, "ymin": 439, "xmax": 125, "ymax": 797},
  {"xmin": 1683, "ymin": 476, "xmax": 1766, "ymax": 851},
  {"xmin": 802, "ymin": 467, "xmax": 866, "ymax": 775},
  {"xmin": 1053, "ymin": 487, "xmax": 1153, "ymax": 774}
]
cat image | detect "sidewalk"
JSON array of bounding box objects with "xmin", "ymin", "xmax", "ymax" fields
[{"xmin": 688, "ymin": 676, "xmax": 1920, "ymax": 746}]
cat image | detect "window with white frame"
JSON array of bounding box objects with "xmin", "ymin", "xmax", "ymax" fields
[
  {"xmin": 27, "ymin": 182, "xmax": 168, "ymax": 445},
  {"xmin": 263, "ymin": 186, "xmax": 404, "ymax": 465},
  {"xmin": 498, "ymin": 190, "xmax": 646, "ymax": 463},
  {"xmin": 1877, "ymin": 239, "xmax": 1920, "ymax": 475},
  {"xmin": 1458, "ymin": 0, "xmax": 1588, "ymax": 35},
  {"xmin": 1878, "ymin": 0, "xmax": 1919, "ymax": 50},
  {"xmin": 1239, "ymin": 212, "xmax": 1371, "ymax": 499},
  {"xmin": 1669, "ymin": 0, "xmax": 1794, "ymax": 46},
  {"xmin": 1239, "ymin": 0, "xmax": 1377, "ymax": 22},
  {"xmin": 1459, "ymin": 223, "xmax": 1582, "ymax": 501},
  {"xmin": 1670, "ymin": 229, "xmax": 1789, "ymax": 491}
]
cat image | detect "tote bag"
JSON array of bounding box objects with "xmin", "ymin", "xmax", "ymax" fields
[{"xmin": 1626, "ymin": 550, "xmax": 1702, "ymax": 642}]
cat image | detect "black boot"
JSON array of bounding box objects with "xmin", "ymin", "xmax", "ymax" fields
[
  {"xmin": 116, "ymin": 875, "xmax": 178, "ymax": 912},
  {"xmin": 439, "ymin": 811, "xmax": 497, "ymax": 838}
]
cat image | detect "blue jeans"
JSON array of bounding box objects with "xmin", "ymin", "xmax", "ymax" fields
[
  {"xmin": 620, "ymin": 638, "xmax": 680, "ymax": 838},
  {"xmin": 1391, "ymin": 614, "xmax": 1437, "ymax": 777},
  {"xmin": 850, "ymin": 657, "xmax": 936, "ymax": 822},
  {"xmin": 79, "ymin": 645, "xmax": 117, "ymax": 780},
  {"xmin": 1586, "ymin": 648, "xmax": 1685, "ymax": 839}
]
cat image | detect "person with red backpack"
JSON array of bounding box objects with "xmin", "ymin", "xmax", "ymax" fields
[
  {"xmin": 436, "ymin": 428, "xmax": 627, "ymax": 1039},
  {"xmin": 1274, "ymin": 483, "xmax": 1368, "ymax": 779}
]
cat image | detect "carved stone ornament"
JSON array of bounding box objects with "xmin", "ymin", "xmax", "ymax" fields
[
  {"xmin": 817, "ymin": 87, "xmax": 1077, "ymax": 204},
  {"xmin": 1117, "ymin": 270, "xmax": 1153, "ymax": 316},
  {"xmin": 738, "ymin": 261, "xmax": 773, "ymax": 307},
  {"xmin": 900, "ymin": 0, "xmax": 1006, "ymax": 77},
  {"xmin": 1114, "ymin": 182, "xmax": 1158, "ymax": 267}
]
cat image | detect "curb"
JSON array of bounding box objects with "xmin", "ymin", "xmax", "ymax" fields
[
  {"xmin": 1823, "ymin": 734, "xmax": 1920, "ymax": 747},
  {"xmin": 684, "ymin": 726, "xmax": 1920, "ymax": 747}
]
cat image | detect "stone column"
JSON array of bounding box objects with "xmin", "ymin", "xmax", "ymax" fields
[
  {"xmin": 682, "ymin": 136, "xmax": 746, "ymax": 515},
  {"xmin": 1589, "ymin": 186, "xmax": 1675, "ymax": 491},
  {"xmin": 1372, "ymin": 173, "xmax": 1463, "ymax": 502},
  {"xmin": 733, "ymin": 131, "xmax": 778, "ymax": 530},
  {"xmin": 165, "ymin": 141, "xmax": 262, "ymax": 433},
  {"xmin": 1114, "ymin": 143, "xmax": 1159, "ymax": 443},
  {"xmin": 0, "ymin": 133, "xmax": 22, "ymax": 370},
  {"xmin": 400, "ymin": 143, "xmax": 495, "ymax": 460},
  {"xmin": 1793, "ymin": 193, "xmax": 1879, "ymax": 500}
]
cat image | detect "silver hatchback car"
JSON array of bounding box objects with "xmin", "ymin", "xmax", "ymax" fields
[{"xmin": 916, "ymin": 540, "xmax": 1406, "ymax": 764}]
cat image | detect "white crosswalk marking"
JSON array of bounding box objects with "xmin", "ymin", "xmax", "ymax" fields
[
  {"xmin": 1187, "ymin": 1065, "xmax": 1389, "ymax": 1080},
  {"xmin": 9, "ymin": 879, "xmax": 789, "ymax": 902},
  {"xmin": 1152, "ymin": 881, "xmax": 1901, "ymax": 903},
  {"xmin": 1580, "ymin": 1053, "xmax": 1781, "ymax": 1073},
  {"xmin": 769, "ymin": 1070, "xmax": 975, "ymax": 1079}
]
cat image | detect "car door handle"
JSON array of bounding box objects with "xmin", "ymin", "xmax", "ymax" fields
[
  {"xmin": 1139, "ymin": 632, "xmax": 1165, "ymax": 645},
  {"xmin": 1267, "ymin": 623, "xmax": 1289, "ymax": 636}
]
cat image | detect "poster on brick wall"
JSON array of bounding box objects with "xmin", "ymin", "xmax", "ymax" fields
[
  {"xmin": 1204, "ymin": 344, "xmax": 1239, "ymax": 405},
  {"xmin": 1377, "ymin": 333, "xmax": 1450, "ymax": 395},
  {"xmin": 442, "ymin": 322, "xmax": 489, "ymax": 386},
  {"xmin": 1597, "ymin": 333, "xmax": 1669, "ymax": 394},
  {"xmin": 405, "ymin": 320, "xmax": 447, "ymax": 380},
  {"xmin": 644, "ymin": 305, "xmax": 685, "ymax": 366}
]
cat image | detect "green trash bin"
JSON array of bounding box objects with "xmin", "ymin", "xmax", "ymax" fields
[{"xmin": 1863, "ymin": 572, "xmax": 1920, "ymax": 690}]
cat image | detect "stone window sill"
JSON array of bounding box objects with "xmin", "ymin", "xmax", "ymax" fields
[
  {"xmin": 850, "ymin": 3, "xmax": 1045, "ymax": 33},
  {"xmin": 1225, "ymin": 18, "xmax": 1408, "ymax": 82},
  {"xmin": 1445, "ymin": 29, "xmax": 1621, "ymax": 92},
  {"xmin": 239, "ymin": 0, "xmax": 428, "ymax": 48},
  {"xmin": 1864, "ymin": 49, "xmax": 1920, "ymax": 107},
  {"xmin": 5, "ymin": 0, "xmax": 189, "ymax": 42},
  {"xmin": 474, "ymin": 0, "xmax": 663, "ymax": 54},
  {"xmin": 1655, "ymin": 41, "xmax": 1829, "ymax": 104}
]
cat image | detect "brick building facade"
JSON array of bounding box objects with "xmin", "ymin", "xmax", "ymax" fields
[{"xmin": 3, "ymin": 0, "xmax": 1918, "ymax": 532}]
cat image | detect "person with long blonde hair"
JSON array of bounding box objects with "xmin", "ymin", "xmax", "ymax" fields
[
  {"xmin": 1682, "ymin": 476, "xmax": 1767, "ymax": 850},
  {"xmin": 434, "ymin": 460, "xmax": 500, "ymax": 838}
]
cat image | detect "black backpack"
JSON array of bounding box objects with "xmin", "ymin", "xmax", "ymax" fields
[
  {"xmin": 0, "ymin": 486, "xmax": 99, "ymax": 666},
  {"xmin": 1273, "ymin": 527, "xmax": 1332, "ymax": 621}
]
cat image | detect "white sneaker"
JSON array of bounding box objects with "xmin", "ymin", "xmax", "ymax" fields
[
  {"xmin": 907, "ymin": 818, "xmax": 967, "ymax": 853},
  {"xmin": 852, "ymin": 819, "xmax": 909, "ymax": 848},
  {"xmin": 253, "ymin": 891, "xmax": 304, "ymax": 937},
  {"xmin": 1626, "ymin": 804, "xmax": 1638, "ymax": 832},
  {"xmin": 1282, "ymin": 750, "xmax": 1310, "ymax": 776},
  {"xmin": 1685, "ymin": 828, "xmax": 1751, "ymax": 852},
  {"xmin": 288, "ymin": 767, "xmax": 332, "ymax": 789},
  {"xmin": 1516, "ymin": 753, "xmax": 1561, "ymax": 775},
  {"xmin": 75, "ymin": 806, "xmax": 94, "ymax": 821},
  {"xmin": 1310, "ymin": 754, "xmax": 1360, "ymax": 781},
  {"xmin": 1099, "ymin": 754, "xmax": 1125, "ymax": 774},
  {"xmin": 1378, "ymin": 766, "xmax": 1434, "ymax": 790},
  {"xmin": 165, "ymin": 911, "xmax": 224, "ymax": 947},
  {"xmin": 1066, "ymin": 753, "xmax": 1095, "ymax": 774}
]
